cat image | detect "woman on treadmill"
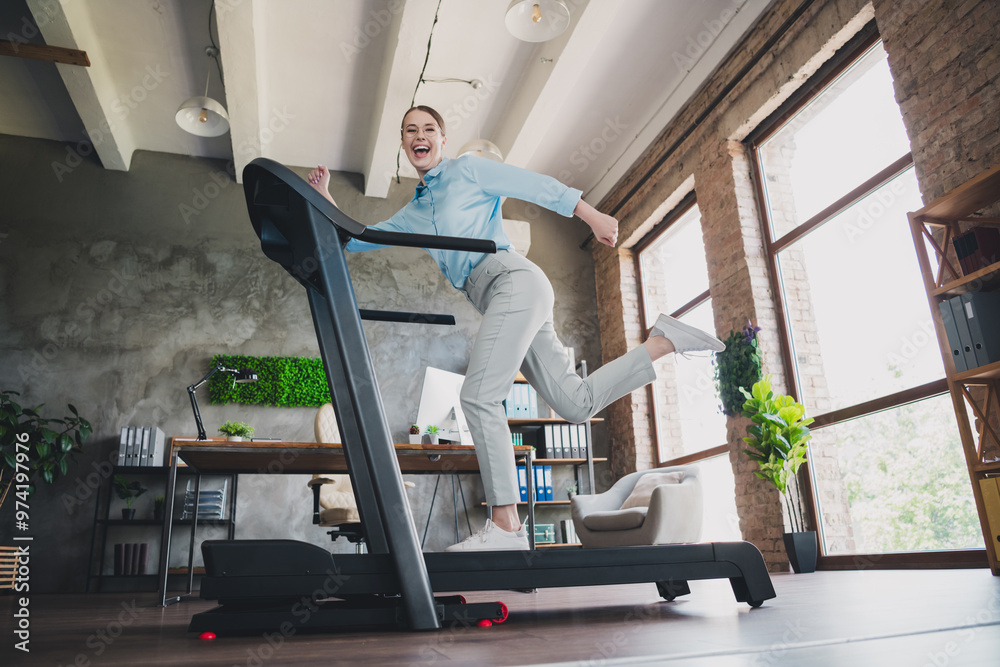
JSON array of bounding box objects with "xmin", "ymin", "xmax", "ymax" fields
[{"xmin": 307, "ymin": 105, "xmax": 724, "ymax": 552}]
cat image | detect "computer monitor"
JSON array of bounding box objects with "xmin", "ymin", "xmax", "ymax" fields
[{"xmin": 415, "ymin": 367, "xmax": 472, "ymax": 446}]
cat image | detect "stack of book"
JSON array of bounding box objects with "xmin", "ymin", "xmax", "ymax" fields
[
  {"xmin": 538, "ymin": 423, "xmax": 590, "ymax": 459},
  {"xmin": 952, "ymin": 226, "xmax": 1000, "ymax": 276},
  {"xmin": 181, "ymin": 478, "xmax": 228, "ymax": 520},
  {"xmin": 113, "ymin": 543, "xmax": 149, "ymax": 575},
  {"xmin": 116, "ymin": 426, "xmax": 166, "ymax": 467}
]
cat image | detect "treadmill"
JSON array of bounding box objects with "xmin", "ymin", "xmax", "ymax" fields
[{"xmin": 190, "ymin": 158, "xmax": 776, "ymax": 634}]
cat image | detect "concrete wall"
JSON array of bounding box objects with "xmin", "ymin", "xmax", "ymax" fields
[{"xmin": 0, "ymin": 135, "xmax": 602, "ymax": 593}]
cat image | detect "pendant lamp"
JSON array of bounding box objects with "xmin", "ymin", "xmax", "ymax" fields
[
  {"xmin": 505, "ymin": 0, "xmax": 570, "ymax": 43},
  {"xmin": 176, "ymin": 47, "xmax": 230, "ymax": 137}
]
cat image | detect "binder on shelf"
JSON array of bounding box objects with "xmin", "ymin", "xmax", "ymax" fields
[
  {"xmin": 117, "ymin": 428, "xmax": 129, "ymax": 466},
  {"xmin": 114, "ymin": 543, "xmax": 124, "ymax": 576},
  {"xmin": 138, "ymin": 427, "xmax": 150, "ymax": 468},
  {"xmin": 568, "ymin": 424, "xmax": 581, "ymax": 459},
  {"xmin": 148, "ymin": 427, "xmax": 166, "ymax": 467},
  {"xmin": 123, "ymin": 543, "xmax": 134, "ymax": 575},
  {"xmin": 948, "ymin": 296, "xmax": 978, "ymax": 369},
  {"xmin": 960, "ymin": 291, "xmax": 1000, "ymax": 368},
  {"xmin": 527, "ymin": 385, "xmax": 538, "ymax": 418},
  {"xmin": 543, "ymin": 465, "xmax": 553, "ymax": 501},
  {"xmin": 939, "ymin": 299, "xmax": 967, "ymax": 372},
  {"xmin": 518, "ymin": 465, "xmax": 528, "ymax": 502},
  {"xmin": 578, "ymin": 423, "xmax": 590, "ymax": 460}
]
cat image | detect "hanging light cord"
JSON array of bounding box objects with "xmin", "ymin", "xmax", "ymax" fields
[
  {"xmin": 395, "ymin": 0, "xmax": 444, "ymax": 184},
  {"xmin": 208, "ymin": 1, "xmax": 225, "ymax": 86}
]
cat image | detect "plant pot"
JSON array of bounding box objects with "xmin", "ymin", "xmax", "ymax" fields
[
  {"xmin": 226, "ymin": 436, "xmax": 244, "ymax": 442},
  {"xmin": 153, "ymin": 505, "xmax": 164, "ymax": 522},
  {"xmin": 428, "ymin": 434, "xmax": 439, "ymax": 445},
  {"xmin": 783, "ymin": 531, "xmax": 817, "ymax": 573},
  {"xmin": 408, "ymin": 434, "xmax": 422, "ymax": 445},
  {"xmin": 121, "ymin": 508, "xmax": 136, "ymax": 520}
]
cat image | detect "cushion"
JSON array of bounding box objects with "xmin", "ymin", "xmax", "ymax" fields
[
  {"xmin": 581, "ymin": 507, "xmax": 648, "ymax": 532},
  {"xmin": 620, "ymin": 472, "xmax": 685, "ymax": 510}
]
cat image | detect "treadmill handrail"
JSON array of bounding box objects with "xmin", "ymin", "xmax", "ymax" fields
[{"xmin": 244, "ymin": 157, "xmax": 496, "ymax": 254}]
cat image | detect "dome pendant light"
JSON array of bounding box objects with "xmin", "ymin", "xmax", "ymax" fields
[
  {"xmin": 505, "ymin": 0, "xmax": 570, "ymax": 43},
  {"xmin": 176, "ymin": 47, "xmax": 230, "ymax": 137}
]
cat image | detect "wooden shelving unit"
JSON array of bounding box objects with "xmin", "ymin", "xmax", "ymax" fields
[{"xmin": 908, "ymin": 163, "xmax": 1000, "ymax": 575}]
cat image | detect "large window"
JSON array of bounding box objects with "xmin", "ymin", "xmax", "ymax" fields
[
  {"xmin": 748, "ymin": 33, "xmax": 980, "ymax": 558},
  {"xmin": 636, "ymin": 199, "xmax": 739, "ymax": 542}
]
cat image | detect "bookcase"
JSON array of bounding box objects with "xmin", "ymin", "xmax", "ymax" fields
[
  {"xmin": 86, "ymin": 465, "xmax": 237, "ymax": 592},
  {"xmin": 907, "ymin": 163, "xmax": 1000, "ymax": 575},
  {"xmin": 506, "ymin": 360, "xmax": 606, "ymax": 548}
]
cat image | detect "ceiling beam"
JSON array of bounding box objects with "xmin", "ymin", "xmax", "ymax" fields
[
  {"xmin": 26, "ymin": 0, "xmax": 133, "ymax": 171},
  {"xmin": 493, "ymin": 0, "xmax": 622, "ymax": 171},
  {"xmin": 361, "ymin": 0, "xmax": 442, "ymax": 199},
  {"xmin": 0, "ymin": 40, "xmax": 90, "ymax": 66},
  {"xmin": 214, "ymin": 0, "xmax": 263, "ymax": 184},
  {"xmin": 586, "ymin": 0, "xmax": 775, "ymax": 205}
]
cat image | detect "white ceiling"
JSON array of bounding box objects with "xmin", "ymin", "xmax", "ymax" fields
[{"xmin": 0, "ymin": 0, "xmax": 773, "ymax": 204}]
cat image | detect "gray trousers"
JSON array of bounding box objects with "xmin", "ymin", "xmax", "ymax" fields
[{"xmin": 459, "ymin": 250, "xmax": 657, "ymax": 506}]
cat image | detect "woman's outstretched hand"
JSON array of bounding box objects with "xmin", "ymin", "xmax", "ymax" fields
[
  {"xmin": 307, "ymin": 164, "xmax": 337, "ymax": 206},
  {"xmin": 574, "ymin": 199, "xmax": 619, "ymax": 247}
]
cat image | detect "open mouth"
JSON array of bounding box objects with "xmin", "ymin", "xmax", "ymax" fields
[{"xmin": 413, "ymin": 146, "xmax": 430, "ymax": 157}]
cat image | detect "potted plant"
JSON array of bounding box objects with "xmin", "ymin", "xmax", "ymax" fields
[
  {"xmin": 408, "ymin": 424, "xmax": 422, "ymax": 445},
  {"xmin": 0, "ymin": 389, "xmax": 92, "ymax": 510},
  {"xmin": 425, "ymin": 424, "xmax": 440, "ymax": 445},
  {"xmin": 739, "ymin": 375, "xmax": 816, "ymax": 573},
  {"xmin": 219, "ymin": 421, "xmax": 254, "ymax": 441},
  {"xmin": 714, "ymin": 320, "xmax": 764, "ymax": 416},
  {"xmin": 113, "ymin": 475, "xmax": 147, "ymax": 520},
  {"xmin": 566, "ymin": 483, "xmax": 578, "ymax": 500},
  {"xmin": 153, "ymin": 495, "xmax": 166, "ymax": 521}
]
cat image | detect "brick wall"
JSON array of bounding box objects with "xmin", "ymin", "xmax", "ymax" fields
[
  {"xmin": 872, "ymin": 0, "xmax": 1000, "ymax": 204},
  {"xmin": 591, "ymin": 0, "xmax": 996, "ymax": 569}
]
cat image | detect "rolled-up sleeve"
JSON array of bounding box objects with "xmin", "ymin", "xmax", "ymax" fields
[{"xmin": 464, "ymin": 157, "xmax": 582, "ymax": 218}]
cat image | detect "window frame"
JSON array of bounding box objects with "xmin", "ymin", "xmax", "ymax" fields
[
  {"xmin": 745, "ymin": 24, "xmax": 984, "ymax": 567},
  {"xmin": 633, "ymin": 193, "xmax": 727, "ymax": 468}
]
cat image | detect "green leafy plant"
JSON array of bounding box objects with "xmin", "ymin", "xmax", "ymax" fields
[
  {"xmin": 113, "ymin": 475, "xmax": 147, "ymax": 509},
  {"xmin": 208, "ymin": 354, "xmax": 330, "ymax": 407},
  {"xmin": 739, "ymin": 375, "xmax": 813, "ymax": 532},
  {"xmin": 425, "ymin": 425, "xmax": 440, "ymax": 435},
  {"xmin": 714, "ymin": 320, "xmax": 764, "ymax": 416},
  {"xmin": 0, "ymin": 389, "xmax": 92, "ymax": 509},
  {"xmin": 219, "ymin": 421, "xmax": 254, "ymax": 439}
]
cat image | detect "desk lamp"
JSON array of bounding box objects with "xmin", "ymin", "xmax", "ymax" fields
[{"xmin": 187, "ymin": 363, "xmax": 258, "ymax": 440}]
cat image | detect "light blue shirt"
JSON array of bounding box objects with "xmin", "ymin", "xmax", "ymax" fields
[{"xmin": 346, "ymin": 155, "xmax": 582, "ymax": 289}]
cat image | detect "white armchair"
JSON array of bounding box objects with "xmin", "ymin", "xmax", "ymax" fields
[{"xmin": 570, "ymin": 466, "xmax": 703, "ymax": 548}]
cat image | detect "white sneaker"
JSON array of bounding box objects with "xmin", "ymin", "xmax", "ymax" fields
[
  {"xmin": 649, "ymin": 313, "xmax": 726, "ymax": 354},
  {"xmin": 444, "ymin": 519, "xmax": 530, "ymax": 552}
]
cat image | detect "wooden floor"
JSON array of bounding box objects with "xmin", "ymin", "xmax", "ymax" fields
[{"xmin": 5, "ymin": 569, "xmax": 1000, "ymax": 666}]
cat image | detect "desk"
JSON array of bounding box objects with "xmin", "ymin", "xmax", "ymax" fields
[{"xmin": 157, "ymin": 438, "xmax": 535, "ymax": 605}]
